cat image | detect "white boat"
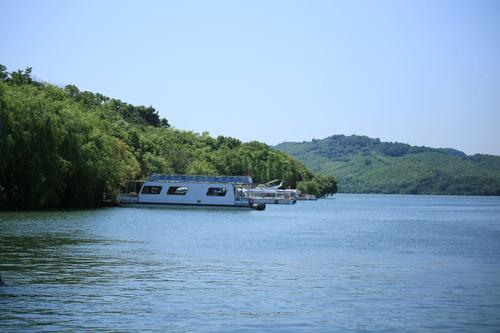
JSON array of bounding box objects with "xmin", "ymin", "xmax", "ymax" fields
[
  {"xmin": 246, "ymin": 180, "xmax": 298, "ymax": 204},
  {"xmin": 297, "ymin": 194, "xmax": 318, "ymax": 201},
  {"xmin": 119, "ymin": 174, "xmax": 265, "ymax": 210}
]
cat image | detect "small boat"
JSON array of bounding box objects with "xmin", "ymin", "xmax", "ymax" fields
[
  {"xmin": 297, "ymin": 194, "xmax": 318, "ymax": 201},
  {"xmin": 246, "ymin": 180, "xmax": 298, "ymax": 205},
  {"xmin": 119, "ymin": 174, "xmax": 265, "ymax": 210}
]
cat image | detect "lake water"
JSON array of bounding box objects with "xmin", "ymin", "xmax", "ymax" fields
[{"xmin": 1, "ymin": 194, "xmax": 500, "ymax": 332}]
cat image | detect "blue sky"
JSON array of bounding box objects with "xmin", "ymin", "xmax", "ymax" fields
[{"xmin": 1, "ymin": 0, "xmax": 499, "ymax": 154}]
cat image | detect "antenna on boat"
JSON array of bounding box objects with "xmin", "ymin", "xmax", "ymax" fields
[{"xmin": 263, "ymin": 179, "xmax": 282, "ymax": 187}]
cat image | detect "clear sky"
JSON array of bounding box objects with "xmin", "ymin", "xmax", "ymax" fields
[{"xmin": 1, "ymin": 0, "xmax": 499, "ymax": 155}]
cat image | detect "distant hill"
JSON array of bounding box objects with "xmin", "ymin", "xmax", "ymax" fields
[{"xmin": 275, "ymin": 135, "xmax": 500, "ymax": 195}]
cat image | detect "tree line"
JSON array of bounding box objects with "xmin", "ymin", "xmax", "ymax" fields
[
  {"xmin": 276, "ymin": 134, "xmax": 500, "ymax": 196},
  {"xmin": 0, "ymin": 65, "xmax": 336, "ymax": 209}
]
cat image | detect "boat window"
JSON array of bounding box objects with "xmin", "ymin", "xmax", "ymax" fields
[
  {"xmin": 167, "ymin": 186, "xmax": 188, "ymax": 195},
  {"xmin": 206, "ymin": 187, "xmax": 227, "ymax": 197},
  {"xmin": 141, "ymin": 186, "xmax": 162, "ymax": 195}
]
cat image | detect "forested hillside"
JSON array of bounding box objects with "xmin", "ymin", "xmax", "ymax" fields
[
  {"xmin": 0, "ymin": 65, "xmax": 320, "ymax": 210},
  {"xmin": 276, "ymin": 135, "xmax": 500, "ymax": 195}
]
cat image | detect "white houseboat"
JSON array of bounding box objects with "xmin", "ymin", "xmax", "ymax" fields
[{"xmin": 119, "ymin": 174, "xmax": 266, "ymax": 210}]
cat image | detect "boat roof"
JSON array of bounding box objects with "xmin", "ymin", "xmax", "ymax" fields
[{"xmin": 148, "ymin": 174, "xmax": 253, "ymax": 185}]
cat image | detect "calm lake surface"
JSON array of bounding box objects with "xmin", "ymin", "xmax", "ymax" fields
[{"xmin": 1, "ymin": 194, "xmax": 500, "ymax": 332}]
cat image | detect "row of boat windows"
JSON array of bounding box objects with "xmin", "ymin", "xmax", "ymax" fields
[{"xmin": 141, "ymin": 186, "xmax": 228, "ymax": 197}]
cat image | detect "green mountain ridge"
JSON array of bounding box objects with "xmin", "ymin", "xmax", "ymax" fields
[{"xmin": 275, "ymin": 135, "xmax": 500, "ymax": 195}]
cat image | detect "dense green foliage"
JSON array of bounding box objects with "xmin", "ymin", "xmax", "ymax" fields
[
  {"xmin": 0, "ymin": 65, "xmax": 314, "ymax": 209},
  {"xmin": 296, "ymin": 175, "xmax": 337, "ymax": 198},
  {"xmin": 276, "ymin": 135, "xmax": 500, "ymax": 195}
]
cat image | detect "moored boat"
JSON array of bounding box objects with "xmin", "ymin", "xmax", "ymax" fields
[
  {"xmin": 297, "ymin": 194, "xmax": 318, "ymax": 201},
  {"xmin": 246, "ymin": 180, "xmax": 298, "ymax": 204},
  {"xmin": 119, "ymin": 174, "xmax": 265, "ymax": 210}
]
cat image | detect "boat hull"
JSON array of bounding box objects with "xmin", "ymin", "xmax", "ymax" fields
[
  {"xmin": 251, "ymin": 197, "xmax": 297, "ymax": 205},
  {"xmin": 119, "ymin": 201, "xmax": 265, "ymax": 210}
]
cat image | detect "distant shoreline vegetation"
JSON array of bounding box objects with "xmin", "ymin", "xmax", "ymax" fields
[
  {"xmin": 275, "ymin": 135, "xmax": 500, "ymax": 196},
  {"xmin": 0, "ymin": 65, "xmax": 335, "ymax": 210}
]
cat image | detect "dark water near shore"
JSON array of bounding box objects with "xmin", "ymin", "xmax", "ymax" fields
[{"xmin": 1, "ymin": 194, "xmax": 500, "ymax": 332}]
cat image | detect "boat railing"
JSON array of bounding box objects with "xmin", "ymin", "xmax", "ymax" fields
[{"xmin": 148, "ymin": 174, "xmax": 253, "ymax": 185}]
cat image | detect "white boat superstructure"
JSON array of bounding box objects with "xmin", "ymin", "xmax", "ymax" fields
[
  {"xmin": 119, "ymin": 174, "xmax": 265, "ymax": 210},
  {"xmin": 246, "ymin": 179, "xmax": 298, "ymax": 204}
]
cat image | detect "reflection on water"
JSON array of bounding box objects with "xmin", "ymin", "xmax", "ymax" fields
[{"xmin": 1, "ymin": 195, "xmax": 500, "ymax": 332}]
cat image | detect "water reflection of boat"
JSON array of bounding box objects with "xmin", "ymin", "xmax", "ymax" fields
[{"xmin": 119, "ymin": 174, "xmax": 265, "ymax": 210}]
